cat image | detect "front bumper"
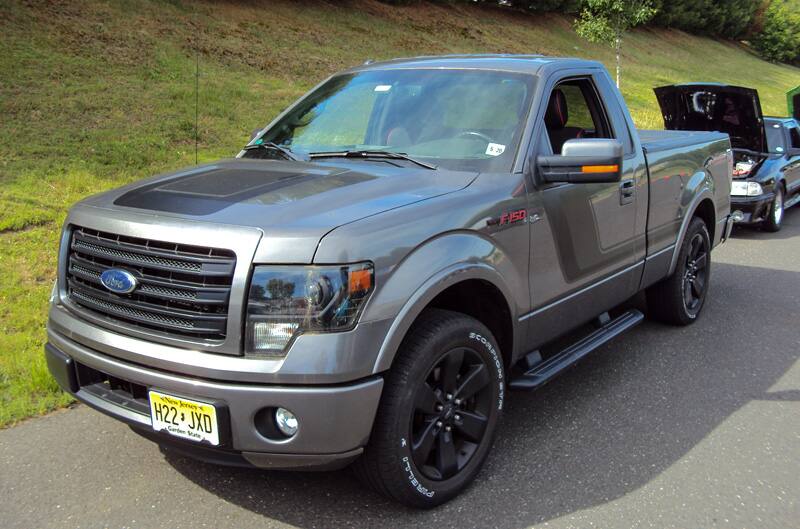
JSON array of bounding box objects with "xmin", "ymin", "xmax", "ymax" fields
[
  {"xmin": 730, "ymin": 192, "xmax": 774, "ymax": 225},
  {"xmin": 45, "ymin": 330, "xmax": 383, "ymax": 471}
]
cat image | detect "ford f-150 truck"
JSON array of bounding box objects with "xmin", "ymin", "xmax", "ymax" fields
[{"xmin": 46, "ymin": 55, "xmax": 733, "ymax": 508}]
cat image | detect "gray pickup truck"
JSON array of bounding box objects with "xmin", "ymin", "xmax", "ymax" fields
[{"xmin": 46, "ymin": 55, "xmax": 733, "ymax": 508}]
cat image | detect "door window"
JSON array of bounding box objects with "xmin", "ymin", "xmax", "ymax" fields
[{"xmin": 544, "ymin": 79, "xmax": 613, "ymax": 154}]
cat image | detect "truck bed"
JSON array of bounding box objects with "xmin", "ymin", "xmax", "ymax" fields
[{"xmin": 639, "ymin": 129, "xmax": 728, "ymax": 153}]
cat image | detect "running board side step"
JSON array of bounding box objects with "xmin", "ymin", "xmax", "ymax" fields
[{"xmin": 508, "ymin": 309, "xmax": 644, "ymax": 391}]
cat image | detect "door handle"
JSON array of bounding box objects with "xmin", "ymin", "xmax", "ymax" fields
[{"xmin": 619, "ymin": 179, "xmax": 635, "ymax": 205}]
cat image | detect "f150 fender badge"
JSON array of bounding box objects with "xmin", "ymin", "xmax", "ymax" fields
[
  {"xmin": 100, "ymin": 268, "xmax": 139, "ymax": 294},
  {"xmin": 487, "ymin": 208, "xmax": 528, "ymax": 227}
]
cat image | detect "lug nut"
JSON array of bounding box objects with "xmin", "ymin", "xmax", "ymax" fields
[
  {"xmin": 454, "ymin": 398, "xmax": 461, "ymax": 406},
  {"xmin": 454, "ymin": 414, "xmax": 461, "ymax": 421},
  {"xmin": 436, "ymin": 420, "xmax": 443, "ymax": 427},
  {"xmin": 446, "ymin": 393, "xmax": 453, "ymax": 401},
  {"xmin": 444, "ymin": 425, "xmax": 452, "ymax": 432},
  {"xmin": 436, "ymin": 404, "xmax": 444, "ymax": 412}
]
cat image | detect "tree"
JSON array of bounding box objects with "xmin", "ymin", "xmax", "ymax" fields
[
  {"xmin": 652, "ymin": 0, "xmax": 760, "ymax": 39},
  {"xmin": 753, "ymin": 0, "xmax": 800, "ymax": 64},
  {"xmin": 575, "ymin": 0, "xmax": 657, "ymax": 87}
]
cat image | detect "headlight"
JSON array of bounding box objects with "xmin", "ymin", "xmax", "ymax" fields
[
  {"xmin": 731, "ymin": 181, "xmax": 763, "ymax": 197},
  {"xmin": 245, "ymin": 262, "xmax": 374, "ymax": 356}
]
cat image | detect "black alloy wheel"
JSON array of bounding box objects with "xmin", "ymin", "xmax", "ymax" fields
[
  {"xmin": 681, "ymin": 232, "xmax": 709, "ymax": 315},
  {"xmin": 410, "ymin": 346, "xmax": 493, "ymax": 481},
  {"xmin": 646, "ymin": 216, "xmax": 711, "ymax": 326},
  {"xmin": 354, "ymin": 309, "xmax": 504, "ymax": 508}
]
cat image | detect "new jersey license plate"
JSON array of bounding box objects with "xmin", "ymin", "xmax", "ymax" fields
[{"xmin": 148, "ymin": 390, "xmax": 219, "ymax": 446}]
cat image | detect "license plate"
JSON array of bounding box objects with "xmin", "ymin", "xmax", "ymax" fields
[{"xmin": 148, "ymin": 390, "xmax": 219, "ymax": 446}]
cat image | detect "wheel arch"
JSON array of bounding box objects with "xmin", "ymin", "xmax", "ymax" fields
[
  {"xmin": 369, "ymin": 233, "xmax": 523, "ymax": 375},
  {"xmin": 668, "ymin": 191, "xmax": 716, "ymax": 275}
]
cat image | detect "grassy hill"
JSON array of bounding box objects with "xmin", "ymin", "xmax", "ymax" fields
[{"xmin": 1, "ymin": 0, "xmax": 798, "ymax": 426}]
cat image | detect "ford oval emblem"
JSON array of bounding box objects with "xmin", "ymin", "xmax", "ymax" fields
[{"xmin": 99, "ymin": 268, "xmax": 138, "ymax": 294}]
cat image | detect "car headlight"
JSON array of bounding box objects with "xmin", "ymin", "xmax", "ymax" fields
[
  {"xmin": 731, "ymin": 181, "xmax": 763, "ymax": 197},
  {"xmin": 245, "ymin": 262, "xmax": 374, "ymax": 356}
]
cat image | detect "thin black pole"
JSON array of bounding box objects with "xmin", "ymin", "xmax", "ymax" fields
[{"xmin": 194, "ymin": 41, "xmax": 199, "ymax": 165}]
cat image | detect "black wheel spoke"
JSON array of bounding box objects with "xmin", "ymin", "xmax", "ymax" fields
[
  {"xmin": 691, "ymin": 279, "xmax": 702, "ymax": 298},
  {"xmin": 412, "ymin": 420, "xmax": 438, "ymax": 463},
  {"xmin": 684, "ymin": 278, "xmax": 693, "ymax": 303},
  {"xmin": 455, "ymin": 364, "xmax": 490, "ymax": 400},
  {"xmin": 435, "ymin": 429, "xmax": 458, "ymax": 479},
  {"xmin": 415, "ymin": 382, "xmax": 441, "ymax": 414},
  {"xmin": 455, "ymin": 410, "xmax": 487, "ymax": 443},
  {"xmin": 688, "ymin": 236, "xmax": 701, "ymax": 260},
  {"xmin": 439, "ymin": 349, "xmax": 464, "ymax": 394},
  {"xmin": 692, "ymin": 274, "xmax": 705, "ymax": 297},
  {"xmin": 694, "ymin": 252, "xmax": 708, "ymax": 270}
]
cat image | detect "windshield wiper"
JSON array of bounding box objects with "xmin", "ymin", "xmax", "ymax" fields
[
  {"xmin": 243, "ymin": 141, "xmax": 304, "ymax": 161},
  {"xmin": 308, "ymin": 150, "xmax": 437, "ymax": 170}
]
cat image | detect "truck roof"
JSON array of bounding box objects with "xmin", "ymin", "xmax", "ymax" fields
[{"xmin": 345, "ymin": 54, "xmax": 606, "ymax": 75}]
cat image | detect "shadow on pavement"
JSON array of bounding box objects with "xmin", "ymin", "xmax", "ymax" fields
[{"xmin": 162, "ymin": 262, "xmax": 800, "ymax": 528}]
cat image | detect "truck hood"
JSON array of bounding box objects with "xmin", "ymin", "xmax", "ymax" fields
[
  {"xmin": 78, "ymin": 158, "xmax": 477, "ymax": 262},
  {"xmin": 654, "ymin": 84, "xmax": 766, "ymax": 153}
]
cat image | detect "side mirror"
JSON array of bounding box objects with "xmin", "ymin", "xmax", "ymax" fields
[{"xmin": 537, "ymin": 138, "xmax": 623, "ymax": 184}]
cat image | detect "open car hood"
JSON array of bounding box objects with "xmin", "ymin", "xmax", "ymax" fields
[{"xmin": 654, "ymin": 84, "xmax": 766, "ymax": 153}]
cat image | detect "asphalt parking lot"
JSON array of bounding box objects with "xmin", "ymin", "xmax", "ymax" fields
[{"xmin": 1, "ymin": 209, "xmax": 798, "ymax": 529}]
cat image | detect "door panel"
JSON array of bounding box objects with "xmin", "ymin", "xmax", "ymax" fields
[{"xmin": 525, "ymin": 75, "xmax": 642, "ymax": 348}]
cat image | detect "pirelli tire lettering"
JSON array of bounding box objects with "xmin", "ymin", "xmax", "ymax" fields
[{"xmin": 400, "ymin": 451, "xmax": 436, "ymax": 498}]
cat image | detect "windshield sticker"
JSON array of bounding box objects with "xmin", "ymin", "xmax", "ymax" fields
[
  {"xmin": 486, "ymin": 143, "xmax": 506, "ymax": 156},
  {"xmin": 374, "ymin": 85, "xmax": 392, "ymax": 92}
]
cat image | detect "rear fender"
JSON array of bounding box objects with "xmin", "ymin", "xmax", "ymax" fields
[{"xmin": 668, "ymin": 171, "xmax": 715, "ymax": 275}]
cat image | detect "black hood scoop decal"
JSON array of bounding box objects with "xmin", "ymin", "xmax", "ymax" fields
[{"xmin": 115, "ymin": 167, "xmax": 329, "ymax": 215}]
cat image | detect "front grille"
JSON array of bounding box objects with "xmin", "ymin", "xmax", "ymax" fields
[{"xmin": 66, "ymin": 226, "xmax": 236, "ymax": 340}]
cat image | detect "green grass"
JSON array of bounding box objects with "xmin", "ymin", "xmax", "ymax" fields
[{"xmin": 1, "ymin": 0, "xmax": 798, "ymax": 427}]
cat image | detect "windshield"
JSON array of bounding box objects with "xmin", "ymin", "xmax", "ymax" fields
[
  {"xmin": 249, "ymin": 69, "xmax": 536, "ymax": 172},
  {"xmin": 765, "ymin": 121, "xmax": 786, "ymax": 153}
]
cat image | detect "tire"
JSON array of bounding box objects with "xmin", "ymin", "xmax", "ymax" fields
[
  {"xmin": 354, "ymin": 309, "xmax": 505, "ymax": 508},
  {"xmin": 646, "ymin": 216, "xmax": 711, "ymax": 326},
  {"xmin": 763, "ymin": 185, "xmax": 784, "ymax": 232}
]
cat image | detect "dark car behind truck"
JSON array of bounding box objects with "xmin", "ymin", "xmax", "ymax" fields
[
  {"xmin": 656, "ymin": 83, "xmax": 800, "ymax": 231},
  {"xmin": 46, "ymin": 55, "xmax": 732, "ymax": 508}
]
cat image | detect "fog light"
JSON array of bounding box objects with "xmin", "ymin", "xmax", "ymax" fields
[
  {"xmin": 250, "ymin": 321, "xmax": 299, "ymax": 354},
  {"xmin": 275, "ymin": 407, "xmax": 298, "ymax": 437}
]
